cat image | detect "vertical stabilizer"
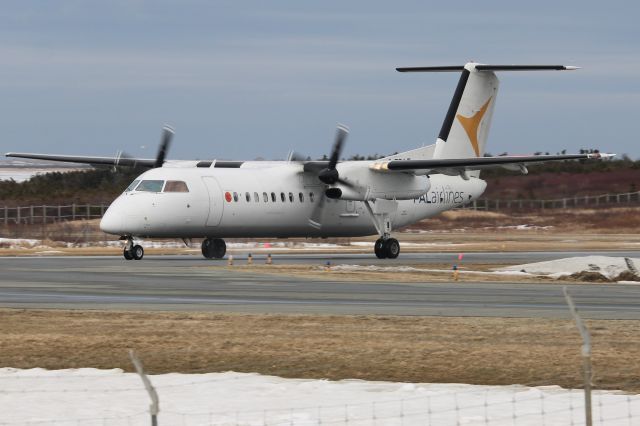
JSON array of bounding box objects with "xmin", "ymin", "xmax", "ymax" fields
[
  {"xmin": 396, "ymin": 63, "xmax": 578, "ymax": 160},
  {"xmin": 433, "ymin": 63, "xmax": 499, "ymax": 159}
]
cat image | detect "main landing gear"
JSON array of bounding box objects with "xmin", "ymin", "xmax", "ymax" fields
[
  {"xmin": 374, "ymin": 237, "xmax": 400, "ymax": 259},
  {"xmin": 201, "ymin": 237, "xmax": 226, "ymax": 259},
  {"xmin": 364, "ymin": 200, "xmax": 401, "ymax": 259},
  {"xmin": 122, "ymin": 237, "xmax": 144, "ymax": 260}
]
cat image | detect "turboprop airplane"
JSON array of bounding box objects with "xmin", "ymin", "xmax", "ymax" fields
[{"xmin": 6, "ymin": 63, "xmax": 612, "ymax": 260}]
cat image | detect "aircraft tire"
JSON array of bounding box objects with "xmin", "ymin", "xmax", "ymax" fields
[
  {"xmin": 123, "ymin": 248, "xmax": 134, "ymax": 260},
  {"xmin": 132, "ymin": 245, "xmax": 144, "ymax": 260},
  {"xmin": 384, "ymin": 238, "xmax": 400, "ymax": 259},
  {"xmin": 211, "ymin": 238, "xmax": 226, "ymax": 259},
  {"xmin": 202, "ymin": 238, "xmax": 226, "ymax": 259},
  {"xmin": 201, "ymin": 238, "xmax": 214, "ymax": 259},
  {"xmin": 374, "ymin": 238, "xmax": 387, "ymax": 259}
]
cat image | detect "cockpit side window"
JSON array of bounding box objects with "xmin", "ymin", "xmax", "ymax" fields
[
  {"xmin": 164, "ymin": 180, "xmax": 189, "ymax": 193},
  {"xmin": 136, "ymin": 180, "xmax": 165, "ymax": 192},
  {"xmin": 125, "ymin": 180, "xmax": 140, "ymax": 192}
]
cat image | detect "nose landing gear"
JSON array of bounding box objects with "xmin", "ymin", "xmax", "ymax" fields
[
  {"xmin": 122, "ymin": 237, "xmax": 144, "ymax": 260},
  {"xmin": 202, "ymin": 238, "xmax": 226, "ymax": 259}
]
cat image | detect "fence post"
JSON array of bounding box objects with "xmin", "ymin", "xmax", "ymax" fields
[
  {"xmin": 17, "ymin": 207, "xmax": 21, "ymax": 224},
  {"xmin": 4, "ymin": 206, "xmax": 7, "ymax": 225},
  {"xmin": 58, "ymin": 205, "xmax": 61, "ymax": 222},
  {"xmin": 30, "ymin": 206, "xmax": 34, "ymax": 225},
  {"xmin": 129, "ymin": 350, "xmax": 159, "ymax": 426},
  {"xmin": 72, "ymin": 203, "xmax": 76, "ymax": 221},
  {"xmin": 86, "ymin": 204, "xmax": 90, "ymax": 220},
  {"xmin": 42, "ymin": 206, "xmax": 46, "ymax": 225},
  {"xmin": 563, "ymin": 287, "xmax": 593, "ymax": 426}
]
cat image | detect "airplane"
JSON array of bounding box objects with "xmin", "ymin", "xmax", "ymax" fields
[{"xmin": 6, "ymin": 62, "xmax": 612, "ymax": 261}]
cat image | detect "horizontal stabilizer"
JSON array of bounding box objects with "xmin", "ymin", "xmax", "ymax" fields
[{"xmin": 397, "ymin": 64, "xmax": 579, "ymax": 72}]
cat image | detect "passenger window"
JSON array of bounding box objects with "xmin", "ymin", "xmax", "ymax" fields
[
  {"xmin": 125, "ymin": 180, "xmax": 140, "ymax": 192},
  {"xmin": 299, "ymin": 192, "xmax": 304, "ymax": 202},
  {"xmin": 163, "ymin": 181, "xmax": 189, "ymax": 192},
  {"xmin": 254, "ymin": 192, "xmax": 259, "ymax": 202},
  {"xmin": 271, "ymin": 192, "xmax": 276, "ymax": 202},
  {"xmin": 136, "ymin": 180, "xmax": 164, "ymax": 192},
  {"xmin": 233, "ymin": 192, "xmax": 239, "ymax": 202},
  {"xmin": 309, "ymin": 192, "xmax": 315, "ymax": 203},
  {"xmin": 245, "ymin": 192, "xmax": 251, "ymax": 202},
  {"xmin": 288, "ymin": 192, "xmax": 294, "ymax": 202},
  {"xmin": 263, "ymin": 192, "xmax": 268, "ymax": 202},
  {"xmin": 280, "ymin": 192, "xmax": 285, "ymax": 202}
]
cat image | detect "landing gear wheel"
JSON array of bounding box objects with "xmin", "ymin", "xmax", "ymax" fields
[
  {"xmin": 132, "ymin": 244, "xmax": 144, "ymax": 260},
  {"xmin": 202, "ymin": 238, "xmax": 227, "ymax": 259},
  {"xmin": 384, "ymin": 238, "xmax": 400, "ymax": 259},
  {"xmin": 374, "ymin": 238, "xmax": 387, "ymax": 259},
  {"xmin": 123, "ymin": 247, "xmax": 134, "ymax": 260}
]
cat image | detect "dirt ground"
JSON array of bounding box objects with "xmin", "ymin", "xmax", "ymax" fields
[{"xmin": 1, "ymin": 309, "xmax": 639, "ymax": 393}]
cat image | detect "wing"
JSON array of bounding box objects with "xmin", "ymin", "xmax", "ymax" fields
[
  {"xmin": 370, "ymin": 153, "xmax": 614, "ymax": 175},
  {"xmin": 5, "ymin": 152, "xmax": 157, "ymax": 168},
  {"xmin": 6, "ymin": 125, "xmax": 174, "ymax": 168}
]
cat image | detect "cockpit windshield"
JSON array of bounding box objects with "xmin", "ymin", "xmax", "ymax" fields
[
  {"xmin": 136, "ymin": 180, "xmax": 165, "ymax": 192},
  {"xmin": 125, "ymin": 180, "xmax": 140, "ymax": 192},
  {"xmin": 164, "ymin": 180, "xmax": 189, "ymax": 192}
]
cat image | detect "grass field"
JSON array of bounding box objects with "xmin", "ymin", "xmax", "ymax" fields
[{"xmin": 1, "ymin": 309, "xmax": 639, "ymax": 392}]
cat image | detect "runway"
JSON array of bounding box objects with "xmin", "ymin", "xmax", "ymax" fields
[{"xmin": 1, "ymin": 252, "xmax": 639, "ymax": 319}]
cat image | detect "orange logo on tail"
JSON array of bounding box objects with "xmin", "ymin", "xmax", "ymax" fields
[{"xmin": 456, "ymin": 97, "xmax": 492, "ymax": 157}]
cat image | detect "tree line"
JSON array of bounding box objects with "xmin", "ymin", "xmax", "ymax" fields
[{"xmin": 0, "ymin": 152, "xmax": 637, "ymax": 206}]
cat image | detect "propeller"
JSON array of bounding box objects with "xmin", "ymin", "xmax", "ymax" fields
[
  {"xmin": 109, "ymin": 125, "xmax": 174, "ymax": 171},
  {"xmin": 308, "ymin": 124, "xmax": 354, "ymax": 229},
  {"xmin": 154, "ymin": 125, "xmax": 175, "ymax": 168},
  {"xmin": 317, "ymin": 124, "xmax": 353, "ymax": 187}
]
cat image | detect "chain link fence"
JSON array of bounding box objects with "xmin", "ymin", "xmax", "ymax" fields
[{"xmin": 0, "ymin": 191, "xmax": 639, "ymax": 226}]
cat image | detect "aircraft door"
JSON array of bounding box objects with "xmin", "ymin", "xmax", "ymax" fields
[{"xmin": 202, "ymin": 176, "xmax": 224, "ymax": 226}]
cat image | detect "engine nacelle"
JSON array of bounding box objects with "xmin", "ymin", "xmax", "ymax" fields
[
  {"xmin": 325, "ymin": 186, "xmax": 363, "ymax": 200},
  {"xmin": 325, "ymin": 174, "xmax": 431, "ymax": 201}
]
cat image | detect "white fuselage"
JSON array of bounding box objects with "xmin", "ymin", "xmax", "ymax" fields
[{"xmin": 99, "ymin": 162, "xmax": 487, "ymax": 239}]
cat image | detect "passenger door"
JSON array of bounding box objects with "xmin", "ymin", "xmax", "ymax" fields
[{"xmin": 202, "ymin": 176, "xmax": 224, "ymax": 226}]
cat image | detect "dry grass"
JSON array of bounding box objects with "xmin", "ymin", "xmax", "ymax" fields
[
  {"xmin": 1, "ymin": 309, "xmax": 640, "ymax": 392},
  {"xmin": 417, "ymin": 207, "xmax": 640, "ymax": 233}
]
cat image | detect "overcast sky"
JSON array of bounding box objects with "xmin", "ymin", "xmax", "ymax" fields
[{"xmin": 1, "ymin": 0, "xmax": 638, "ymax": 161}]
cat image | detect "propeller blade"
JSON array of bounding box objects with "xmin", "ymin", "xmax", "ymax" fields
[
  {"xmin": 328, "ymin": 124, "xmax": 349, "ymax": 170},
  {"xmin": 154, "ymin": 125, "xmax": 174, "ymax": 168},
  {"xmin": 337, "ymin": 177, "xmax": 356, "ymax": 189},
  {"xmin": 308, "ymin": 194, "xmax": 326, "ymax": 229}
]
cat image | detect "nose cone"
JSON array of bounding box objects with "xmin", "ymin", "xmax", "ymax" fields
[{"xmin": 100, "ymin": 207, "xmax": 123, "ymax": 235}]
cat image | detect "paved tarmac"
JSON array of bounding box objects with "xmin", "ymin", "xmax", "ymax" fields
[{"xmin": 0, "ymin": 252, "xmax": 639, "ymax": 319}]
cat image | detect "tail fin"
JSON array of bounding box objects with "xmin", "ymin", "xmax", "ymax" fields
[{"xmin": 397, "ymin": 63, "xmax": 578, "ymax": 159}]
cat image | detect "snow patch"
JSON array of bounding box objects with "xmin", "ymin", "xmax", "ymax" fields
[
  {"xmin": 0, "ymin": 369, "xmax": 637, "ymax": 425},
  {"xmin": 498, "ymin": 256, "xmax": 640, "ymax": 280}
]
